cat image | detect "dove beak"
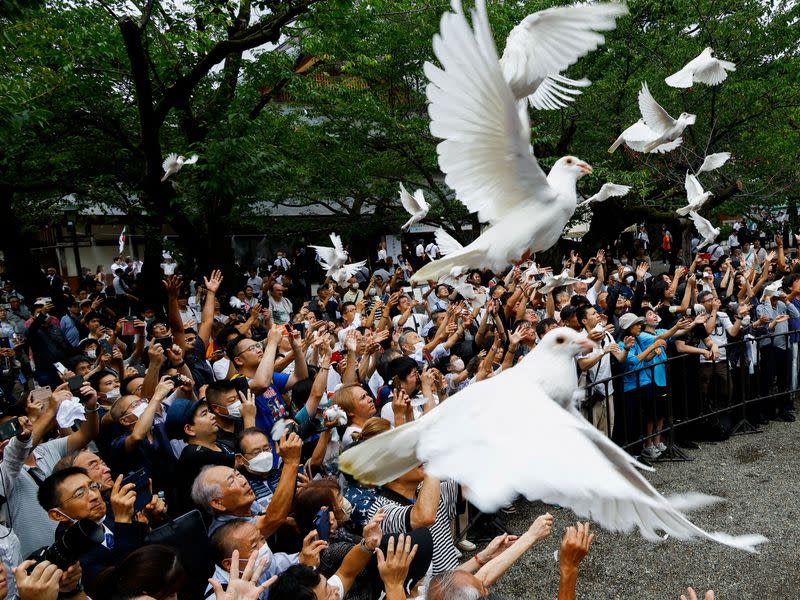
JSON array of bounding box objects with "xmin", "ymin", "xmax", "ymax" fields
[{"xmin": 578, "ymin": 163, "xmax": 593, "ymax": 176}]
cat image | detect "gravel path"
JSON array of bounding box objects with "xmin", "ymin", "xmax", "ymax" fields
[{"xmin": 484, "ymin": 418, "xmax": 799, "ymax": 599}]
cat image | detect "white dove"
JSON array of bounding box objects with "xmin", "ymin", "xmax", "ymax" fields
[
  {"xmin": 161, "ymin": 153, "xmax": 198, "ymax": 182},
  {"xmin": 639, "ymin": 82, "xmax": 696, "ymax": 153},
  {"xmin": 339, "ymin": 327, "xmax": 767, "ymax": 552},
  {"xmin": 689, "ymin": 211, "xmax": 720, "ymax": 249},
  {"xmin": 499, "ymin": 3, "xmax": 628, "ymax": 111},
  {"xmin": 310, "ymin": 233, "xmax": 367, "ymax": 287},
  {"xmin": 665, "ymin": 47, "xmax": 736, "ymax": 88},
  {"xmin": 607, "ymin": 119, "xmax": 683, "ymax": 154},
  {"xmin": 411, "ymin": 0, "xmax": 592, "ymax": 284},
  {"xmin": 697, "ymin": 152, "xmax": 732, "ymax": 174},
  {"xmin": 676, "ymin": 173, "xmax": 713, "ymax": 216},
  {"xmin": 398, "ymin": 183, "xmax": 430, "ymax": 231},
  {"xmin": 578, "ymin": 183, "xmax": 632, "ymax": 207},
  {"xmin": 538, "ymin": 269, "xmax": 583, "ymax": 294}
]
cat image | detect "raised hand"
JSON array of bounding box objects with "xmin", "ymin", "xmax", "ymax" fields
[{"xmin": 204, "ymin": 270, "xmax": 224, "ymax": 294}]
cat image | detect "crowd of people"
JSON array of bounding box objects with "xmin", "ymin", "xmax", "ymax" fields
[{"xmin": 0, "ymin": 220, "xmax": 790, "ymax": 599}]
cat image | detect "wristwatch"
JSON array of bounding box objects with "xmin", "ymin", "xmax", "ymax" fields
[{"xmin": 359, "ymin": 539, "xmax": 377, "ymax": 554}]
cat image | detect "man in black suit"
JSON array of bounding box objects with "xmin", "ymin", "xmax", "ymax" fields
[{"xmin": 38, "ymin": 466, "xmax": 149, "ymax": 591}]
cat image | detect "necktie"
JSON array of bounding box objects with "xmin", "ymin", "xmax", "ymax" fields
[{"xmin": 105, "ymin": 531, "xmax": 114, "ymax": 549}]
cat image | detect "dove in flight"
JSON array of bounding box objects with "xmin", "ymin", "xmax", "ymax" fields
[
  {"xmin": 434, "ymin": 230, "xmax": 488, "ymax": 307},
  {"xmin": 538, "ymin": 269, "xmax": 583, "ymax": 294},
  {"xmin": 608, "ymin": 119, "xmax": 682, "ymax": 154},
  {"xmin": 399, "ymin": 183, "xmax": 430, "ymax": 231},
  {"xmin": 499, "ymin": 3, "xmax": 628, "ymax": 111},
  {"xmin": 689, "ymin": 211, "xmax": 720, "ymax": 249},
  {"xmin": 339, "ymin": 327, "xmax": 767, "ymax": 552},
  {"xmin": 310, "ymin": 233, "xmax": 366, "ymax": 287},
  {"xmin": 578, "ymin": 183, "xmax": 632, "ymax": 207},
  {"xmin": 638, "ymin": 82, "xmax": 696, "ymax": 153},
  {"xmin": 161, "ymin": 153, "xmax": 199, "ymax": 182},
  {"xmin": 410, "ymin": 0, "xmax": 592, "ymax": 283},
  {"xmin": 697, "ymin": 152, "xmax": 732, "ymax": 174},
  {"xmin": 609, "ymin": 83, "xmax": 695, "ymax": 154},
  {"xmin": 665, "ymin": 47, "xmax": 736, "ymax": 88},
  {"xmin": 676, "ymin": 173, "xmax": 713, "ymax": 216}
]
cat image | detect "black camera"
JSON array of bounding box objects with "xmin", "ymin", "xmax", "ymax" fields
[{"xmin": 26, "ymin": 519, "xmax": 104, "ymax": 571}]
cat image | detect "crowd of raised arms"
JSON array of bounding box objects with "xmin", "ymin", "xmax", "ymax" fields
[{"xmin": 0, "ymin": 218, "xmax": 794, "ymax": 600}]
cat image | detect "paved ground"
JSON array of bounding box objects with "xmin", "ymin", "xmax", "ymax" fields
[{"xmin": 484, "ymin": 418, "xmax": 799, "ymax": 599}]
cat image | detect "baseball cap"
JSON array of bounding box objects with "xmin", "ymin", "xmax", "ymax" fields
[{"xmin": 165, "ymin": 398, "xmax": 203, "ymax": 440}]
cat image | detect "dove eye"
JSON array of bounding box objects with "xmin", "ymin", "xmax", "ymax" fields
[
  {"xmin": 556, "ymin": 336, "xmax": 566, "ymax": 344},
  {"xmin": 565, "ymin": 158, "xmax": 573, "ymax": 165}
]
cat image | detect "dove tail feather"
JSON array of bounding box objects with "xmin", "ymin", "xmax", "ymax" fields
[
  {"xmin": 411, "ymin": 249, "xmax": 483, "ymax": 284},
  {"xmin": 608, "ymin": 135, "xmax": 624, "ymax": 153},
  {"xmin": 675, "ymin": 205, "xmax": 692, "ymax": 217},
  {"xmin": 338, "ymin": 419, "xmax": 427, "ymax": 486}
]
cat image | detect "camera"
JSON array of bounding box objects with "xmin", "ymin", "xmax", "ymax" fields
[{"xmin": 26, "ymin": 519, "xmax": 104, "ymax": 571}]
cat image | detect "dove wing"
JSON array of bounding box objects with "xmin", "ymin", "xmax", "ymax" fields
[
  {"xmin": 685, "ymin": 173, "xmax": 705, "ymax": 201},
  {"xmin": 638, "ymin": 82, "xmax": 676, "ymax": 134},
  {"xmin": 410, "ymin": 372, "xmax": 764, "ymax": 551},
  {"xmin": 694, "ymin": 56, "xmax": 735, "ymax": 86},
  {"xmin": 399, "ymin": 183, "xmax": 424, "ymax": 216},
  {"xmin": 586, "ymin": 182, "xmax": 631, "ymax": 205},
  {"xmin": 162, "ymin": 153, "xmax": 179, "ymax": 173},
  {"xmin": 340, "ymin": 261, "xmax": 367, "ymax": 279},
  {"xmin": 425, "ymin": 0, "xmax": 555, "ymax": 225},
  {"xmin": 329, "ymin": 233, "xmax": 344, "ymax": 254},
  {"xmin": 689, "ymin": 211, "xmax": 716, "ymax": 245},
  {"xmin": 310, "ymin": 245, "xmax": 337, "ymax": 267},
  {"xmin": 182, "ymin": 154, "xmax": 199, "ymax": 165},
  {"xmin": 527, "ymin": 74, "xmax": 591, "ymax": 110},
  {"xmin": 413, "ymin": 189, "xmax": 429, "ymax": 213},
  {"xmin": 697, "ymin": 152, "xmax": 731, "ymax": 173},
  {"xmin": 499, "ymin": 3, "xmax": 627, "ymax": 101},
  {"xmin": 434, "ymin": 228, "xmax": 464, "ymax": 257}
]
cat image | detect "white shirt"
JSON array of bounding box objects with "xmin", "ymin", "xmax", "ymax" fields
[
  {"xmin": 377, "ymin": 248, "xmax": 387, "ymax": 261},
  {"xmin": 416, "ymin": 244, "xmax": 425, "ymax": 258},
  {"xmin": 425, "ymin": 243, "xmax": 440, "ymax": 259}
]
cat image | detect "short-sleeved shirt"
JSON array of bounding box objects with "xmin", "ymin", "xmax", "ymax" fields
[
  {"xmin": 253, "ymin": 372, "xmax": 292, "ymax": 470},
  {"xmin": 636, "ymin": 330, "xmax": 670, "ymax": 387},
  {"xmin": 368, "ymin": 480, "xmax": 459, "ymax": 575}
]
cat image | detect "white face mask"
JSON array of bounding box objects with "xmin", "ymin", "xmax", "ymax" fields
[
  {"xmin": 225, "ymin": 400, "xmax": 242, "ymax": 419},
  {"xmin": 368, "ymin": 288, "xmax": 377, "ymax": 296},
  {"xmin": 350, "ymin": 282, "xmax": 359, "ymax": 290},
  {"xmin": 86, "ymin": 350, "xmax": 96, "ymax": 359},
  {"xmin": 246, "ymin": 451, "xmax": 274, "ymax": 474},
  {"xmin": 129, "ymin": 402, "xmax": 147, "ymax": 420},
  {"xmin": 413, "ymin": 341, "xmax": 424, "ymax": 354},
  {"xmin": 450, "ymin": 358, "xmax": 465, "ymax": 372},
  {"xmin": 105, "ymin": 387, "xmax": 121, "ymax": 401},
  {"xmin": 340, "ymin": 496, "xmax": 354, "ymax": 522}
]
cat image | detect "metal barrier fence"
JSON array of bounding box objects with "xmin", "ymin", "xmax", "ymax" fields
[{"xmin": 581, "ymin": 330, "xmax": 799, "ymax": 458}]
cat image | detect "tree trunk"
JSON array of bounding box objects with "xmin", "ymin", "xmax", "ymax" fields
[{"xmin": 0, "ymin": 191, "xmax": 47, "ymax": 299}]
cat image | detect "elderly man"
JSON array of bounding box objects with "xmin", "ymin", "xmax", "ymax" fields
[
  {"xmin": 207, "ymin": 518, "xmax": 322, "ymax": 598},
  {"xmin": 191, "ymin": 429, "xmax": 302, "ymax": 537},
  {"xmin": 267, "ymin": 281, "xmax": 293, "ymax": 326}
]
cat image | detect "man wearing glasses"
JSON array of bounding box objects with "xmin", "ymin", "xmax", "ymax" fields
[{"xmin": 38, "ymin": 466, "xmax": 148, "ymax": 589}]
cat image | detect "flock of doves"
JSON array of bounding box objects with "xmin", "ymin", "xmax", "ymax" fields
[
  {"xmin": 335, "ymin": 1, "xmax": 767, "ymax": 555},
  {"xmin": 159, "ymin": 0, "xmax": 768, "ymax": 554}
]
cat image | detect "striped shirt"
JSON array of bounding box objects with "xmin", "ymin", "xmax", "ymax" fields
[{"xmin": 368, "ymin": 480, "xmax": 459, "ymax": 575}]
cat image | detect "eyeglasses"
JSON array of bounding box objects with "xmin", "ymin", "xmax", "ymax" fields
[
  {"xmin": 63, "ymin": 481, "xmax": 101, "ymax": 503},
  {"xmin": 242, "ymin": 446, "xmax": 271, "ymax": 458},
  {"xmin": 236, "ymin": 343, "xmax": 261, "ymax": 357}
]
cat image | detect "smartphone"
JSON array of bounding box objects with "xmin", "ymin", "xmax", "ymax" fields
[
  {"xmin": 154, "ymin": 335, "xmax": 173, "ymax": 350},
  {"xmin": 313, "ymin": 508, "xmax": 331, "ymax": 542},
  {"xmin": 121, "ymin": 468, "xmax": 152, "ymax": 513},
  {"xmin": 30, "ymin": 386, "xmax": 52, "ymax": 403},
  {"xmin": 168, "ymin": 375, "xmax": 184, "ymax": 388},
  {"xmin": 67, "ymin": 376, "xmax": 85, "ymax": 400},
  {"xmin": 233, "ymin": 376, "xmax": 250, "ymax": 395},
  {"xmin": 121, "ymin": 319, "xmax": 138, "ymax": 336},
  {"xmin": 98, "ymin": 339, "xmax": 114, "ymax": 355},
  {"xmin": 54, "ymin": 362, "xmax": 68, "ymax": 376},
  {"xmin": 0, "ymin": 419, "xmax": 21, "ymax": 441}
]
